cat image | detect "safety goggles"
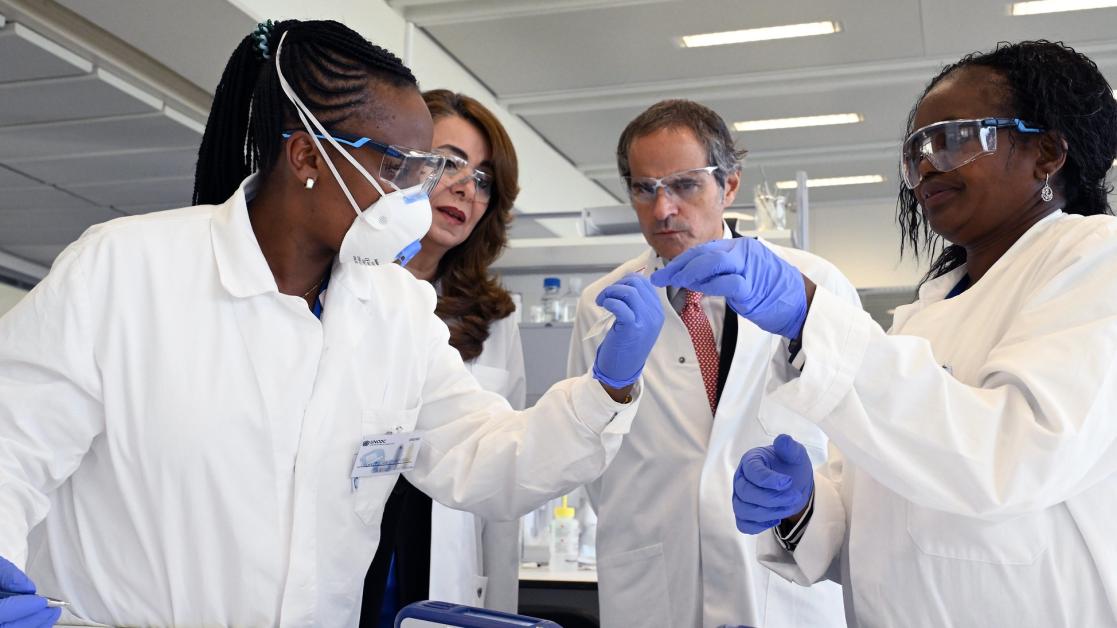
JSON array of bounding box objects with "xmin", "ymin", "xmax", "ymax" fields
[
  {"xmin": 624, "ymin": 166, "xmax": 720, "ymax": 205},
  {"xmin": 900, "ymin": 117, "xmax": 1044, "ymax": 189},
  {"xmin": 281, "ymin": 131, "xmax": 447, "ymax": 195},
  {"xmin": 435, "ymin": 152, "xmax": 494, "ymax": 203}
]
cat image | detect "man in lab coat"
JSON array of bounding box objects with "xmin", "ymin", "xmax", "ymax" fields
[{"xmin": 568, "ymin": 100, "xmax": 855, "ymax": 627}]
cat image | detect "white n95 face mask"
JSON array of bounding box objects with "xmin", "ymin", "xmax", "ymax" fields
[{"xmin": 274, "ymin": 32, "xmax": 441, "ymax": 267}]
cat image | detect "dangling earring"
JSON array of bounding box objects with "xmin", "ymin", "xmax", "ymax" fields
[
  {"xmin": 305, "ymin": 177, "xmax": 316, "ymax": 190},
  {"xmin": 1040, "ymin": 173, "xmax": 1053, "ymax": 202}
]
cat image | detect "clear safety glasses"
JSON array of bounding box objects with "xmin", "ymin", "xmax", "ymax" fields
[
  {"xmin": 281, "ymin": 131, "xmax": 447, "ymax": 195},
  {"xmin": 625, "ymin": 166, "xmax": 720, "ymax": 205},
  {"xmin": 900, "ymin": 117, "xmax": 1044, "ymax": 189},
  {"xmin": 435, "ymin": 152, "xmax": 494, "ymax": 203}
]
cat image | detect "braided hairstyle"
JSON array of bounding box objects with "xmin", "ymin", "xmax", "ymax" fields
[
  {"xmin": 193, "ymin": 19, "xmax": 418, "ymax": 205},
  {"xmin": 898, "ymin": 40, "xmax": 1117, "ymax": 283}
]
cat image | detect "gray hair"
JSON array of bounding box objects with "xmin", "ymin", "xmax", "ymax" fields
[{"xmin": 616, "ymin": 99, "xmax": 746, "ymax": 188}]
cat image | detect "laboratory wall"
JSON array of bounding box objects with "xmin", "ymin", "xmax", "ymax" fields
[{"xmin": 0, "ymin": 283, "xmax": 27, "ymax": 317}]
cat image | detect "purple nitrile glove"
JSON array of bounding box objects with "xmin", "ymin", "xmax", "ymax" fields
[
  {"xmin": 732, "ymin": 434, "xmax": 814, "ymax": 534},
  {"xmin": 651, "ymin": 238, "xmax": 807, "ymax": 339}
]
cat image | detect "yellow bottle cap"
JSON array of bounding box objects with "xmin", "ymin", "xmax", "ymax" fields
[{"xmin": 553, "ymin": 495, "xmax": 576, "ymax": 519}]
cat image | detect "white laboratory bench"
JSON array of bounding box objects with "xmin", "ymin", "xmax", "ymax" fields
[{"xmin": 518, "ymin": 565, "xmax": 597, "ymax": 583}]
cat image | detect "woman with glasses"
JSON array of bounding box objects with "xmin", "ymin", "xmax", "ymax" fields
[
  {"xmin": 0, "ymin": 20, "xmax": 664, "ymax": 627},
  {"xmin": 362, "ymin": 90, "xmax": 525, "ymax": 625},
  {"xmin": 654, "ymin": 40, "xmax": 1117, "ymax": 624}
]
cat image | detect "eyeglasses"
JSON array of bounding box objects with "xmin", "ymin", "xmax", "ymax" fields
[
  {"xmin": 900, "ymin": 117, "xmax": 1044, "ymax": 189},
  {"xmin": 624, "ymin": 166, "xmax": 720, "ymax": 205},
  {"xmin": 436, "ymin": 152, "xmax": 494, "ymax": 203},
  {"xmin": 281, "ymin": 130, "xmax": 447, "ymax": 195}
]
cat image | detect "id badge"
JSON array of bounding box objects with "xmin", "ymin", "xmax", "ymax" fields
[{"xmin": 351, "ymin": 431, "xmax": 424, "ymax": 481}]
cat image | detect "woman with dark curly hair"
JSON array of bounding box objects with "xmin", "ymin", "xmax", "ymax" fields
[
  {"xmin": 656, "ymin": 40, "xmax": 1117, "ymax": 624},
  {"xmin": 362, "ymin": 90, "xmax": 525, "ymax": 626}
]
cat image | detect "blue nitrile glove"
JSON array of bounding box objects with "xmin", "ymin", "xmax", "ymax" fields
[
  {"xmin": 0, "ymin": 556, "xmax": 61, "ymax": 627},
  {"xmin": 732, "ymin": 434, "xmax": 814, "ymax": 534},
  {"xmin": 651, "ymin": 238, "xmax": 807, "ymax": 339},
  {"xmin": 591, "ymin": 274, "xmax": 665, "ymax": 388}
]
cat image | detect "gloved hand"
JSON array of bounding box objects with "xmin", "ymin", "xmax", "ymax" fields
[
  {"xmin": 732, "ymin": 434, "xmax": 814, "ymax": 534},
  {"xmin": 0, "ymin": 556, "xmax": 61, "ymax": 628},
  {"xmin": 651, "ymin": 238, "xmax": 808, "ymax": 339},
  {"xmin": 592, "ymin": 274, "xmax": 665, "ymax": 388}
]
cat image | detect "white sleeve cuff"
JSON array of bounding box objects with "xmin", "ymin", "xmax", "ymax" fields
[{"xmin": 570, "ymin": 374, "xmax": 641, "ymax": 435}]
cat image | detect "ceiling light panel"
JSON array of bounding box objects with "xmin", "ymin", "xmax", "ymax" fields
[
  {"xmin": 734, "ymin": 113, "xmax": 863, "ymax": 132},
  {"xmin": 1011, "ymin": 0, "xmax": 1117, "ymax": 15},
  {"xmin": 776, "ymin": 175, "xmax": 885, "ymax": 189},
  {"xmin": 680, "ymin": 21, "xmax": 840, "ymax": 48}
]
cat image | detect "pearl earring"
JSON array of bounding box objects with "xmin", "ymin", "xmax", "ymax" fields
[
  {"xmin": 1040, "ymin": 173, "xmax": 1053, "ymax": 202},
  {"xmin": 305, "ymin": 178, "xmax": 316, "ymax": 190}
]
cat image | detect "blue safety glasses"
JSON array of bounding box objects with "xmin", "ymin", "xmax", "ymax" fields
[
  {"xmin": 901, "ymin": 117, "xmax": 1045, "ymax": 189},
  {"xmin": 281, "ymin": 130, "xmax": 446, "ymax": 195}
]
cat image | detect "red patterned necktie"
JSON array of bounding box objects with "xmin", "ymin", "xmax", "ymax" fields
[{"xmin": 681, "ymin": 289, "xmax": 720, "ymax": 414}]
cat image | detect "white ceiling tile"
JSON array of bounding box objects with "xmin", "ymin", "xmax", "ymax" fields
[
  {"xmin": 0, "ymin": 113, "xmax": 202, "ymax": 161},
  {"xmin": 0, "ymin": 207, "xmax": 121, "ymax": 245},
  {"xmin": 0, "ymin": 22, "xmax": 90, "ymax": 83},
  {"xmin": 0, "ymin": 165, "xmax": 38, "ymax": 188},
  {"xmin": 425, "ymin": 0, "xmax": 923, "ymax": 94},
  {"xmin": 8, "ymin": 147, "xmax": 198, "ymax": 186},
  {"xmin": 0, "ymin": 73, "xmax": 160, "ymax": 127},
  {"xmin": 0, "ymin": 244, "xmax": 66, "ymax": 267},
  {"xmin": 65, "ymin": 176, "xmax": 194, "ymax": 208},
  {"xmin": 0, "ymin": 186, "xmax": 95, "ymax": 210},
  {"xmin": 55, "ymin": 0, "xmax": 256, "ymax": 93}
]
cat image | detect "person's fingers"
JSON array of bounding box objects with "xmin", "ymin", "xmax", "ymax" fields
[
  {"xmin": 15, "ymin": 606, "xmax": 62, "ymax": 628},
  {"xmin": 596, "ymin": 284, "xmax": 642, "ymax": 325},
  {"xmin": 690, "ymin": 274, "xmax": 749, "ymax": 302},
  {"xmin": 732, "ymin": 493, "xmax": 804, "ymax": 522},
  {"xmin": 649, "ymin": 240, "xmax": 726, "ymax": 286},
  {"xmin": 0, "ymin": 595, "xmax": 47, "ymax": 624},
  {"xmin": 733, "ymin": 472, "xmax": 804, "ymax": 509},
  {"xmin": 739, "ymin": 453, "xmax": 791, "ymax": 490},
  {"xmin": 774, "ymin": 434, "xmax": 809, "ymax": 465},
  {"xmin": 620, "ymin": 274, "xmax": 662, "ymax": 318},
  {"xmin": 0, "ymin": 557, "xmax": 35, "ymax": 595},
  {"xmin": 734, "ymin": 515, "xmax": 781, "ymax": 535},
  {"xmin": 657, "ymin": 251, "xmax": 741, "ymax": 292}
]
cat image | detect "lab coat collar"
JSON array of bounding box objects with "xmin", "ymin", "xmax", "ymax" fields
[
  {"xmin": 211, "ymin": 174, "xmax": 281, "ymax": 299},
  {"xmin": 916, "ymin": 209, "xmax": 1066, "ymax": 303}
]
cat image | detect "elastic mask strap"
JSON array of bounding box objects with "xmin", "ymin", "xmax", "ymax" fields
[{"xmin": 274, "ymin": 32, "xmax": 388, "ymax": 216}]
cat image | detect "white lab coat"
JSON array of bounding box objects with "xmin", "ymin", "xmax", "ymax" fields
[
  {"xmin": 757, "ymin": 211, "xmax": 1117, "ymax": 626},
  {"xmin": 569, "ymin": 239, "xmax": 856, "ymax": 628},
  {"xmin": 0, "ymin": 176, "xmax": 641, "ymax": 628},
  {"xmin": 429, "ymin": 314, "xmax": 525, "ymax": 612}
]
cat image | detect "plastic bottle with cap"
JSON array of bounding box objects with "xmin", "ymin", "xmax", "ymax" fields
[
  {"xmin": 548, "ymin": 495, "xmax": 580, "ymax": 571},
  {"xmin": 540, "ymin": 277, "xmax": 563, "ymax": 324},
  {"xmin": 560, "ymin": 276, "xmax": 583, "ymax": 323}
]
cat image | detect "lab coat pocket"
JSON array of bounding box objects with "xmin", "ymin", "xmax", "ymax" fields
[
  {"xmin": 906, "ymin": 502, "xmax": 1051, "ymax": 565},
  {"xmin": 352, "ymin": 405, "xmax": 422, "ymax": 526},
  {"xmin": 597, "ymin": 543, "xmax": 671, "ymax": 628}
]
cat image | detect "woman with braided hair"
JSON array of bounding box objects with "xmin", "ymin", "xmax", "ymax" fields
[
  {"xmin": 0, "ymin": 19, "xmax": 663, "ymax": 627},
  {"xmin": 363, "ymin": 90, "xmax": 525, "ymax": 624},
  {"xmin": 678, "ymin": 40, "xmax": 1117, "ymax": 625}
]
